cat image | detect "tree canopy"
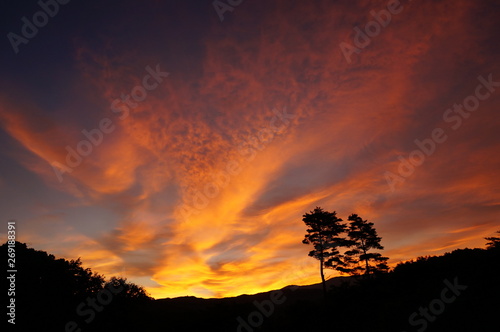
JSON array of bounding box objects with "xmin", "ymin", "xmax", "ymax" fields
[
  {"xmin": 339, "ymin": 214, "xmax": 389, "ymax": 277},
  {"xmin": 302, "ymin": 207, "xmax": 347, "ymax": 296},
  {"xmin": 485, "ymin": 230, "xmax": 500, "ymax": 249},
  {"xmin": 302, "ymin": 208, "xmax": 389, "ymax": 292},
  {"xmin": 1, "ymin": 241, "xmax": 152, "ymax": 331}
]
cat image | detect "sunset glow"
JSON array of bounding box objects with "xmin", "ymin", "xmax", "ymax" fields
[{"xmin": 1, "ymin": 0, "xmax": 499, "ymax": 299}]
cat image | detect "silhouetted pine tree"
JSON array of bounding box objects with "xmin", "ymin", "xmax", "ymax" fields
[
  {"xmin": 339, "ymin": 214, "xmax": 389, "ymax": 278},
  {"xmin": 302, "ymin": 207, "xmax": 348, "ymax": 297},
  {"xmin": 485, "ymin": 230, "xmax": 500, "ymax": 249}
]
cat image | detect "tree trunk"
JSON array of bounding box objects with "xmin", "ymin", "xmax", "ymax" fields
[
  {"xmin": 362, "ymin": 243, "xmax": 370, "ymax": 279},
  {"xmin": 319, "ymin": 234, "xmax": 327, "ymax": 298},
  {"xmin": 364, "ymin": 257, "xmax": 370, "ymax": 276},
  {"xmin": 320, "ymin": 258, "xmax": 327, "ymax": 298}
]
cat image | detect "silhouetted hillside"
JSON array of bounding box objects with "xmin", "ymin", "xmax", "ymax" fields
[
  {"xmin": 136, "ymin": 246, "xmax": 499, "ymax": 331},
  {"xmin": 3, "ymin": 242, "xmax": 498, "ymax": 331}
]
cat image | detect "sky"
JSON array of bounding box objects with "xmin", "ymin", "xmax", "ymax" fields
[{"xmin": 0, "ymin": 0, "xmax": 499, "ymax": 299}]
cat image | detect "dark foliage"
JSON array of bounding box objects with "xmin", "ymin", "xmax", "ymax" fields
[
  {"xmin": 484, "ymin": 230, "xmax": 500, "ymax": 249},
  {"xmin": 339, "ymin": 213, "xmax": 389, "ymax": 276},
  {"xmin": 2, "ymin": 241, "xmax": 152, "ymax": 331},
  {"xmin": 302, "ymin": 207, "xmax": 347, "ymax": 296}
]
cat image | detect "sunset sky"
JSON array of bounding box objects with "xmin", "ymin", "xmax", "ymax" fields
[{"xmin": 0, "ymin": 0, "xmax": 499, "ymax": 299}]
